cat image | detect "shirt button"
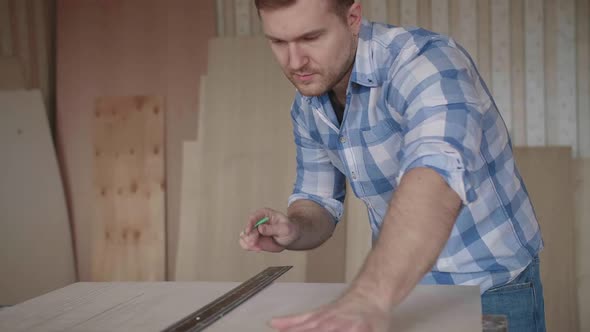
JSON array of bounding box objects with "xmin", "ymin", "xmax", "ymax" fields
[
  {"xmin": 339, "ymin": 136, "xmax": 347, "ymax": 143},
  {"xmin": 351, "ymin": 172, "xmax": 357, "ymax": 180}
]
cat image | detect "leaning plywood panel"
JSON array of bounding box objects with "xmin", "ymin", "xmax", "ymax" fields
[
  {"xmin": 0, "ymin": 90, "xmax": 76, "ymax": 305},
  {"xmin": 92, "ymin": 96, "xmax": 165, "ymax": 281},
  {"xmin": 513, "ymin": 147, "xmax": 579, "ymax": 332},
  {"xmin": 0, "ymin": 56, "xmax": 26, "ymax": 89},
  {"xmin": 188, "ymin": 37, "xmax": 307, "ymax": 282}
]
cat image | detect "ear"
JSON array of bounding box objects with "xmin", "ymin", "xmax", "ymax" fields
[{"xmin": 347, "ymin": 2, "xmax": 362, "ymax": 35}]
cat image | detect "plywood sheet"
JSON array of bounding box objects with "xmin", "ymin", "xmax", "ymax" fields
[
  {"xmin": 577, "ymin": 0, "xmax": 590, "ymax": 158},
  {"xmin": 0, "ymin": 90, "xmax": 76, "ymax": 305},
  {"xmin": 0, "ymin": 55, "xmax": 26, "ymax": 89},
  {"xmin": 92, "ymin": 96, "xmax": 165, "ymax": 281},
  {"xmin": 400, "ymin": 0, "xmax": 417, "ymax": 26},
  {"xmin": 513, "ymin": 147, "xmax": 579, "ymax": 332},
  {"xmin": 0, "ymin": 282, "xmax": 482, "ymax": 332}
]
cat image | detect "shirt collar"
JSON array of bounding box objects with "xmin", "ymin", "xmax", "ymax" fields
[{"xmin": 350, "ymin": 19, "xmax": 379, "ymax": 88}]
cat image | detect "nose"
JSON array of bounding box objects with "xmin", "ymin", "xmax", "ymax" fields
[{"xmin": 287, "ymin": 43, "xmax": 308, "ymax": 71}]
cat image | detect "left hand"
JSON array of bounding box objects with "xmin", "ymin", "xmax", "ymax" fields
[{"xmin": 269, "ymin": 289, "xmax": 392, "ymax": 332}]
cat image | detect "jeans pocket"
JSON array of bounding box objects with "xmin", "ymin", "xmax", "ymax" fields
[{"xmin": 482, "ymin": 282, "xmax": 537, "ymax": 332}]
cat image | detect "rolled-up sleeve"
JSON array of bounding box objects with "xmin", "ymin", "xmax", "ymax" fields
[
  {"xmin": 288, "ymin": 100, "xmax": 346, "ymax": 223},
  {"xmin": 391, "ymin": 42, "xmax": 484, "ymax": 205}
]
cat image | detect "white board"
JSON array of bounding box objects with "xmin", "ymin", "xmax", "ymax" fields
[
  {"xmin": 0, "ymin": 90, "xmax": 76, "ymax": 305},
  {"xmin": 0, "ymin": 282, "xmax": 482, "ymax": 332}
]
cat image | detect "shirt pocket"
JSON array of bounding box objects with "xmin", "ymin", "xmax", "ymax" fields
[
  {"xmin": 360, "ymin": 118, "xmax": 402, "ymax": 145},
  {"xmin": 359, "ymin": 118, "xmax": 403, "ymax": 185}
]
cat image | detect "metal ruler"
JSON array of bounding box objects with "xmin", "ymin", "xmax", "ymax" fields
[{"xmin": 162, "ymin": 266, "xmax": 292, "ymax": 332}]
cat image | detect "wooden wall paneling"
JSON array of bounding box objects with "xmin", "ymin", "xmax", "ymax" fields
[
  {"xmin": 223, "ymin": 0, "xmax": 236, "ymax": 36},
  {"xmin": 10, "ymin": 0, "xmax": 30, "ymax": 88},
  {"xmin": 250, "ymin": 0, "xmax": 262, "ymax": 36},
  {"xmin": 0, "ymin": 0, "xmax": 13, "ymax": 55},
  {"xmin": 56, "ymin": 0, "xmax": 216, "ymax": 281},
  {"xmin": 0, "ymin": 56, "xmax": 26, "ymax": 89},
  {"xmin": 344, "ymin": 184, "xmax": 373, "ymax": 282},
  {"xmin": 0, "ymin": 90, "xmax": 76, "ymax": 305},
  {"xmin": 33, "ymin": 0, "xmax": 50, "ymax": 106},
  {"xmin": 417, "ymin": 0, "xmax": 431, "ymax": 31},
  {"xmin": 513, "ymin": 147, "xmax": 578, "ymax": 332},
  {"xmin": 555, "ymin": 0, "xmax": 577, "ymax": 154},
  {"xmin": 544, "ymin": 0, "xmax": 558, "ymax": 147},
  {"xmin": 387, "ymin": 0, "xmax": 401, "ymax": 26},
  {"xmin": 476, "ymin": 0, "xmax": 491, "ymax": 84},
  {"xmin": 525, "ymin": 0, "xmax": 546, "ymax": 146},
  {"xmin": 577, "ymin": 0, "xmax": 590, "ymax": 158},
  {"xmin": 235, "ymin": 0, "xmax": 251, "ymax": 36},
  {"xmin": 450, "ymin": 0, "xmax": 477, "ymax": 62},
  {"xmin": 369, "ymin": 0, "xmax": 388, "ymax": 24},
  {"xmin": 92, "ymin": 96, "xmax": 165, "ymax": 281},
  {"xmin": 216, "ymin": 0, "xmax": 225, "ymax": 36},
  {"xmin": 511, "ymin": 0, "xmax": 526, "ymax": 146},
  {"xmin": 574, "ymin": 159, "xmax": 590, "ymax": 331},
  {"xmin": 430, "ymin": 0, "xmax": 448, "ymax": 35},
  {"xmin": 400, "ymin": 0, "xmax": 417, "ymax": 26},
  {"xmin": 490, "ymin": 0, "xmax": 512, "ymax": 134}
]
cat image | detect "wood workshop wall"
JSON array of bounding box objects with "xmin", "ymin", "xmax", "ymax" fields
[{"xmin": 0, "ymin": 0, "xmax": 55, "ymax": 127}]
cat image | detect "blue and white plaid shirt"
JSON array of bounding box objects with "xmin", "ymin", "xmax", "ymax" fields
[{"xmin": 287, "ymin": 20, "xmax": 543, "ymax": 292}]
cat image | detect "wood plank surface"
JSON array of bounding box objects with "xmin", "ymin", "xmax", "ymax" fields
[
  {"xmin": 510, "ymin": 0, "xmax": 526, "ymax": 146},
  {"xmin": 0, "ymin": 282, "xmax": 482, "ymax": 332},
  {"xmin": 0, "ymin": 90, "xmax": 76, "ymax": 305},
  {"xmin": 92, "ymin": 96, "xmax": 165, "ymax": 281}
]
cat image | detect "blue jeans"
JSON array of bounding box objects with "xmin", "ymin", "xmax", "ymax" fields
[{"xmin": 482, "ymin": 256, "xmax": 546, "ymax": 332}]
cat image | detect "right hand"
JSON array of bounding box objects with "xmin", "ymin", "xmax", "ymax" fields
[{"xmin": 239, "ymin": 208, "xmax": 300, "ymax": 253}]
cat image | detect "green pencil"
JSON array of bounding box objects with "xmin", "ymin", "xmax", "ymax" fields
[{"xmin": 254, "ymin": 216, "xmax": 269, "ymax": 228}]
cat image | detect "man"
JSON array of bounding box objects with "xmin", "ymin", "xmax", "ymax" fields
[{"xmin": 238, "ymin": 1, "xmax": 546, "ymax": 331}]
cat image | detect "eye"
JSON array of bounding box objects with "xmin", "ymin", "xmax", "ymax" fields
[
  {"xmin": 270, "ymin": 39, "xmax": 285, "ymax": 45},
  {"xmin": 303, "ymin": 35, "xmax": 319, "ymax": 42}
]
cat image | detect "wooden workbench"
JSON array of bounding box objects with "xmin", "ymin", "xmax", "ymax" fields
[{"xmin": 0, "ymin": 282, "xmax": 482, "ymax": 331}]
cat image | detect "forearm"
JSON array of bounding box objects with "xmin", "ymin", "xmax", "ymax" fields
[
  {"xmin": 286, "ymin": 199, "xmax": 336, "ymax": 250},
  {"xmin": 349, "ymin": 167, "xmax": 461, "ymax": 310}
]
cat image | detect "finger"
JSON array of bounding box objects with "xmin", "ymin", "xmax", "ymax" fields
[
  {"xmin": 257, "ymin": 222, "xmax": 291, "ymax": 237},
  {"xmin": 270, "ymin": 311, "xmax": 316, "ymax": 330},
  {"xmin": 246, "ymin": 208, "xmax": 274, "ymax": 234},
  {"xmin": 239, "ymin": 231, "xmax": 261, "ymax": 251}
]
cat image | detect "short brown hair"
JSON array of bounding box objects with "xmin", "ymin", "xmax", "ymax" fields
[{"xmin": 254, "ymin": 0, "xmax": 355, "ymax": 19}]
